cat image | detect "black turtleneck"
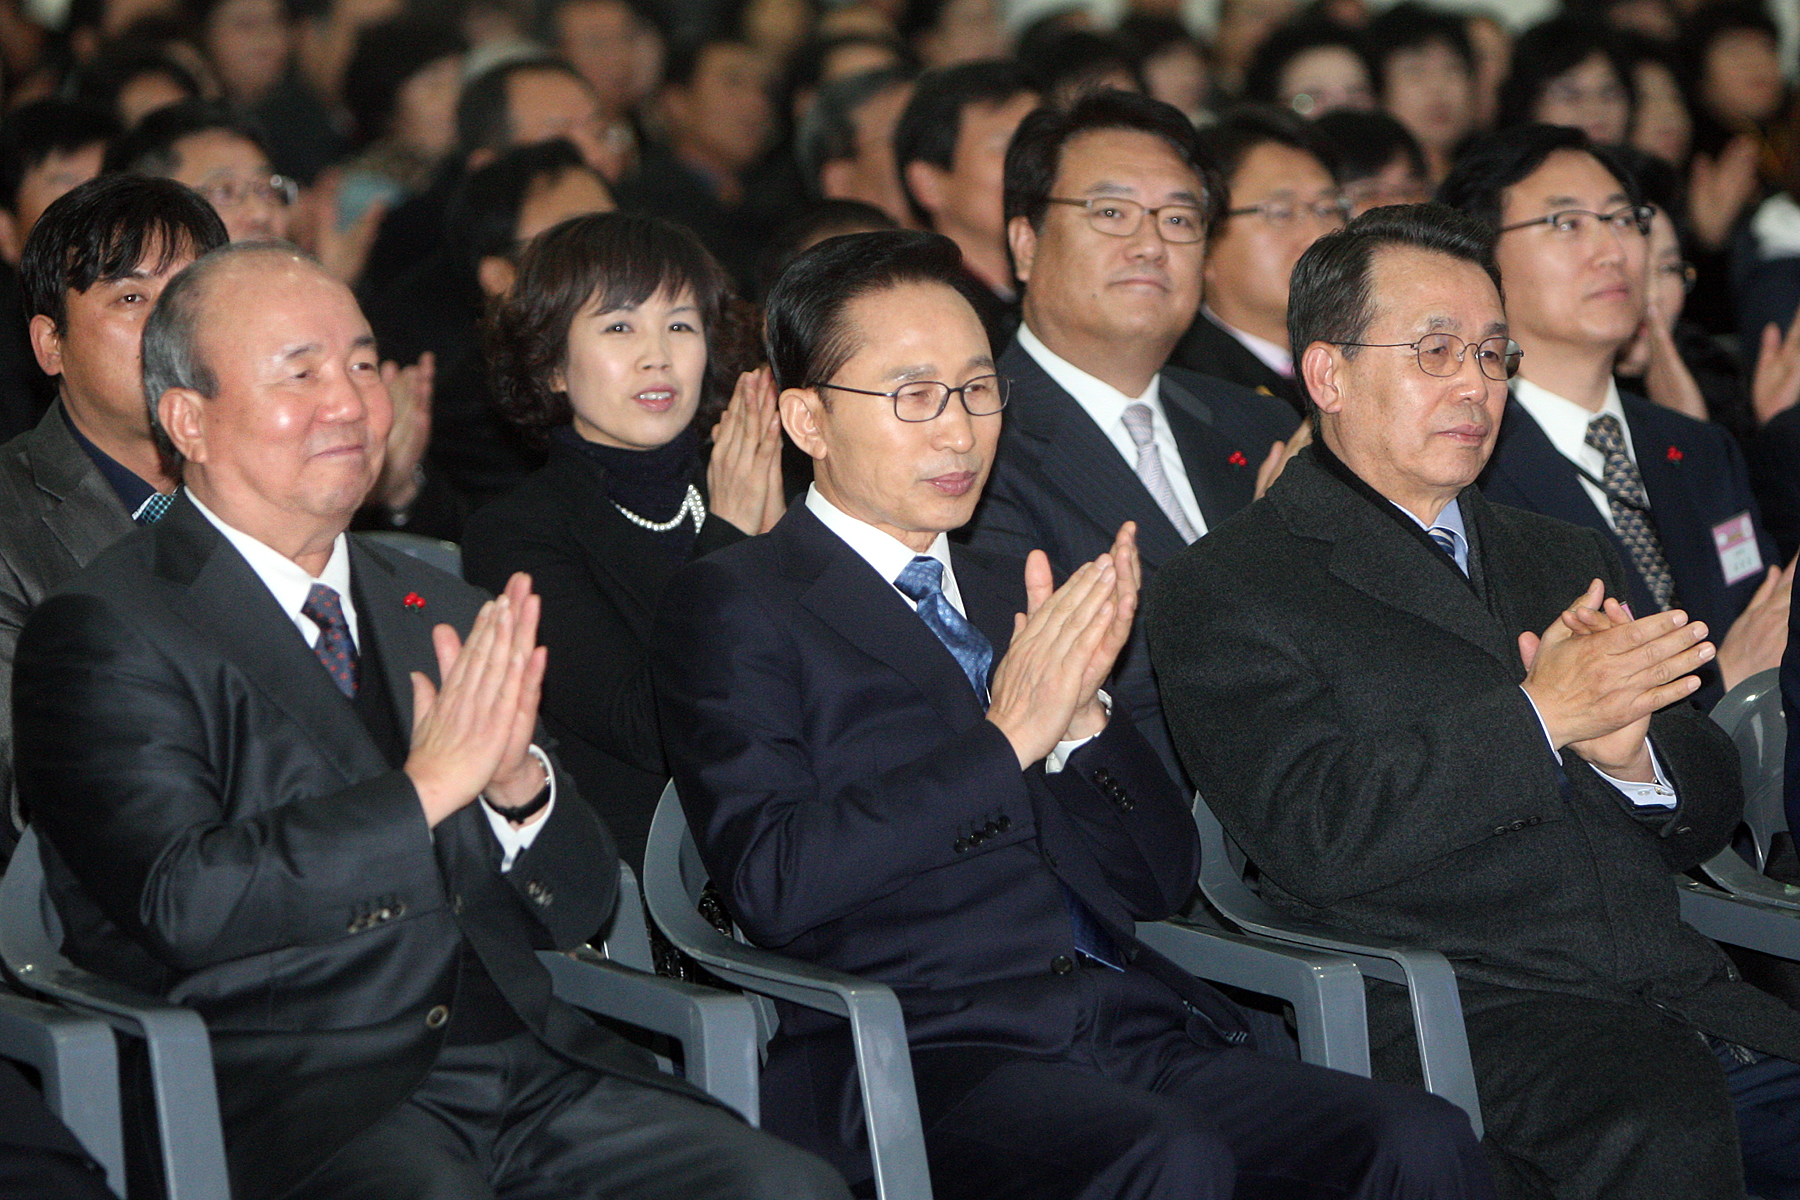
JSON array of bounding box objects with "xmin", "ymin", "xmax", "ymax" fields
[{"xmin": 555, "ymin": 424, "xmax": 703, "ymax": 559}]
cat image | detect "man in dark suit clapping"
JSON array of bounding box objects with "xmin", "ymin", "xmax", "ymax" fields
[
  {"xmin": 656, "ymin": 228, "xmax": 1493, "ymax": 1200},
  {"xmin": 965, "ymin": 89, "xmax": 1302, "ymax": 786},
  {"xmin": 1148, "ymin": 203, "xmax": 1800, "ymax": 1199}
]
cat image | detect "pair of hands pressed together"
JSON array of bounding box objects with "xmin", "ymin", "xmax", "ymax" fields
[
  {"xmin": 986, "ymin": 522, "xmax": 1141, "ymax": 769},
  {"xmin": 1518, "ymin": 578, "xmax": 1714, "ymax": 782},
  {"xmin": 708, "ymin": 366, "xmax": 786, "ymax": 536},
  {"xmin": 405, "ymin": 571, "xmax": 549, "ymax": 828}
]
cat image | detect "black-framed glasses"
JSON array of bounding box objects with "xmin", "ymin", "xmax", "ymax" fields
[
  {"xmin": 811, "ymin": 373, "xmax": 1010, "ymax": 422},
  {"xmin": 1655, "ymin": 259, "xmax": 1698, "ymax": 294},
  {"xmin": 1227, "ymin": 195, "xmax": 1351, "ymax": 228},
  {"xmin": 1498, "ymin": 205, "xmax": 1653, "ymax": 237},
  {"xmin": 197, "ymin": 173, "xmax": 298, "ymax": 209},
  {"xmin": 1044, "ymin": 197, "xmax": 1206, "ymax": 243},
  {"xmin": 1330, "ymin": 333, "xmax": 1523, "ymax": 381}
]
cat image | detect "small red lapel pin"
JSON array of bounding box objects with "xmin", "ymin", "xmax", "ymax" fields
[
  {"xmin": 1228, "ymin": 450, "xmax": 1249, "ymax": 467},
  {"xmin": 403, "ymin": 592, "xmax": 425, "ymax": 610},
  {"xmin": 1666, "ymin": 445, "xmax": 1684, "ymax": 463}
]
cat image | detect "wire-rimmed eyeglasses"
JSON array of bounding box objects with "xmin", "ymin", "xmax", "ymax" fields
[
  {"xmin": 1044, "ymin": 197, "xmax": 1206, "ymax": 243},
  {"xmin": 1498, "ymin": 205, "xmax": 1654, "ymax": 238},
  {"xmin": 1330, "ymin": 333, "xmax": 1523, "ymax": 381},
  {"xmin": 811, "ymin": 373, "xmax": 1011, "ymax": 422},
  {"xmin": 1226, "ymin": 196, "xmax": 1351, "ymax": 228},
  {"xmin": 196, "ymin": 174, "xmax": 299, "ymax": 209}
]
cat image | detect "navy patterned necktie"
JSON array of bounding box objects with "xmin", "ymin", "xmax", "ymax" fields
[
  {"xmin": 894, "ymin": 556, "xmax": 993, "ymax": 703},
  {"xmin": 301, "ymin": 583, "xmax": 358, "ymax": 698},
  {"xmin": 1585, "ymin": 414, "xmax": 1676, "ymax": 610},
  {"xmin": 134, "ymin": 491, "xmax": 175, "ymax": 525}
]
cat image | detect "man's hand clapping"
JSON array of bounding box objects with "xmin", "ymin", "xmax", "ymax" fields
[
  {"xmin": 986, "ymin": 523, "xmax": 1139, "ymax": 769},
  {"xmin": 405, "ymin": 571, "xmax": 549, "ymax": 827}
]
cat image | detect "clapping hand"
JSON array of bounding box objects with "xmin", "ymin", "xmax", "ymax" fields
[
  {"xmin": 1254, "ymin": 420, "xmax": 1312, "ymax": 500},
  {"xmin": 370, "ymin": 351, "xmax": 434, "ymax": 511},
  {"xmin": 707, "ymin": 366, "xmax": 785, "ymax": 535}
]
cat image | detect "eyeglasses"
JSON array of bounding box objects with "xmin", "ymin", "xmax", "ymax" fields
[
  {"xmin": 196, "ymin": 174, "xmax": 298, "ymax": 210},
  {"xmin": 1330, "ymin": 332, "xmax": 1523, "ymax": 381},
  {"xmin": 1227, "ymin": 195, "xmax": 1351, "ymax": 228},
  {"xmin": 1498, "ymin": 205, "xmax": 1654, "ymax": 238},
  {"xmin": 1654, "ymin": 259, "xmax": 1698, "ymax": 293},
  {"xmin": 1044, "ymin": 197, "xmax": 1206, "ymax": 243},
  {"xmin": 810, "ymin": 373, "xmax": 1010, "ymax": 422}
]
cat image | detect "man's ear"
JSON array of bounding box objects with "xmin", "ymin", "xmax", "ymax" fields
[
  {"xmin": 158, "ymin": 387, "xmax": 208, "ymax": 464},
  {"xmin": 904, "ymin": 160, "xmax": 947, "ymax": 223},
  {"xmin": 1007, "ymin": 215, "xmax": 1038, "ymax": 288},
  {"xmin": 778, "ymin": 386, "xmax": 828, "ymax": 462},
  {"xmin": 1300, "ymin": 342, "xmax": 1344, "ymax": 416},
  {"xmin": 27, "ymin": 313, "xmax": 62, "ymax": 377},
  {"xmin": 476, "ymin": 254, "xmax": 516, "ymax": 299}
]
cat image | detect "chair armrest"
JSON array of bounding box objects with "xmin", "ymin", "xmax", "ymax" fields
[
  {"xmin": 0, "ymin": 989, "xmax": 123, "ymax": 1193},
  {"xmin": 1137, "ymin": 920, "xmax": 1371, "ymax": 1076},
  {"xmin": 13, "ymin": 960, "xmax": 228, "ymax": 1200},
  {"xmin": 539, "ymin": 949, "xmax": 761, "ymax": 1124},
  {"xmin": 597, "ymin": 864, "xmax": 656, "ymax": 974},
  {"xmin": 1679, "ymin": 878, "xmax": 1800, "ymax": 959},
  {"xmin": 1692, "ymin": 851, "xmax": 1800, "ymax": 912}
]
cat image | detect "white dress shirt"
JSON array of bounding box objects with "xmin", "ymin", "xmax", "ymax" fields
[
  {"xmin": 1511, "ymin": 376, "xmax": 1635, "ymax": 532},
  {"xmin": 1016, "ymin": 322, "xmax": 1208, "ymax": 538},
  {"xmin": 188, "ymin": 492, "xmax": 553, "ymax": 865},
  {"xmin": 805, "ymin": 485, "xmax": 1096, "ymax": 771},
  {"xmin": 1201, "ymin": 305, "xmax": 1294, "ymax": 379}
]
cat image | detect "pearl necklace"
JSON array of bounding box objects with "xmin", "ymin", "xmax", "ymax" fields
[{"xmin": 613, "ymin": 484, "xmax": 705, "ymax": 534}]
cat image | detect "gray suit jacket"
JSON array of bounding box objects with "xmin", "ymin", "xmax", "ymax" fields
[{"xmin": 0, "ymin": 401, "xmax": 132, "ymax": 845}]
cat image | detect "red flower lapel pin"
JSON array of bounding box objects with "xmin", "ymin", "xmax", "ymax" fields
[
  {"xmin": 403, "ymin": 592, "xmax": 426, "ymax": 611},
  {"xmin": 1666, "ymin": 445, "xmax": 1684, "ymax": 463},
  {"xmin": 1228, "ymin": 450, "xmax": 1249, "ymax": 467}
]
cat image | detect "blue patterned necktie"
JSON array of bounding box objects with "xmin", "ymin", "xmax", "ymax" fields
[
  {"xmin": 134, "ymin": 491, "xmax": 174, "ymax": 525},
  {"xmin": 894, "ymin": 556, "xmax": 993, "ymax": 703},
  {"xmin": 301, "ymin": 584, "xmax": 358, "ymax": 698},
  {"xmin": 1427, "ymin": 526, "xmax": 1465, "ymax": 575}
]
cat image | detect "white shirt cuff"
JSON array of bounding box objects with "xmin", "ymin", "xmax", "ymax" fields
[
  {"xmin": 1518, "ymin": 687, "xmax": 1676, "ymax": 807},
  {"xmin": 482, "ymin": 744, "xmax": 556, "ymax": 871},
  {"xmin": 1046, "ymin": 691, "xmax": 1109, "ymax": 774}
]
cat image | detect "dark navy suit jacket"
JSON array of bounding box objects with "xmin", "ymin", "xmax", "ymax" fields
[{"xmin": 654, "ymin": 503, "xmax": 1244, "ymax": 1173}]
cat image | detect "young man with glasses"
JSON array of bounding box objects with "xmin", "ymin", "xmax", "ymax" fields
[
  {"xmin": 1169, "ymin": 105, "xmax": 1345, "ymax": 415},
  {"xmin": 1148, "ymin": 202, "xmax": 1800, "ymax": 1200},
  {"xmin": 1440, "ymin": 123, "xmax": 1789, "ymax": 709},
  {"xmin": 965, "ymin": 89, "xmax": 1300, "ymax": 789},
  {"xmin": 106, "ymin": 100, "xmax": 297, "ymax": 245},
  {"xmin": 657, "ymin": 228, "xmax": 1493, "ymax": 1200}
]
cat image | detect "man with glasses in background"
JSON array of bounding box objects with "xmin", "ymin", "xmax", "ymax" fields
[
  {"xmin": 106, "ymin": 100, "xmax": 298, "ymax": 245},
  {"xmin": 1169, "ymin": 105, "xmax": 1345, "ymax": 416},
  {"xmin": 966, "ymin": 90, "xmax": 1301, "ymax": 789},
  {"xmin": 1440, "ymin": 124, "xmax": 1790, "ymax": 710},
  {"xmin": 1149, "ymin": 202, "xmax": 1800, "ymax": 1200}
]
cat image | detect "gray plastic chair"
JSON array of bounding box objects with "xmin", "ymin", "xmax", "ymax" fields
[
  {"xmin": 0, "ymin": 987, "xmax": 124, "ymax": 1194},
  {"xmin": 1, "ymin": 827, "xmax": 763, "ymax": 1198},
  {"xmin": 1192, "ymin": 797, "xmax": 1485, "ymax": 1137},
  {"xmin": 361, "ymin": 530, "xmax": 462, "ymax": 577},
  {"xmin": 642, "ymin": 781, "xmax": 1384, "ymax": 1200},
  {"xmin": 1701, "ymin": 667, "xmax": 1790, "ymax": 883}
]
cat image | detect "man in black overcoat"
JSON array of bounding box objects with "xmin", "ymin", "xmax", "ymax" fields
[{"xmin": 1147, "ymin": 204, "xmax": 1800, "ymax": 1199}]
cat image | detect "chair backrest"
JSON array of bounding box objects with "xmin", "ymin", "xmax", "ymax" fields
[
  {"xmin": 598, "ymin": 863, "xmax": 656, "ymax": 974},
  {"xmin": 1709, "ymin": 667, "xmax": 1787, "ymax": 871},
  {"xmin": 361, "ymin": 531, "xmax": 463, "ymax": 577},
  {"xmin": 1192, "ymin": 794, "xmax": 1312, "ymax": 941},
  {"xmin": 0, "ymin": 828, "xmax": 65, "ymax": 979}
]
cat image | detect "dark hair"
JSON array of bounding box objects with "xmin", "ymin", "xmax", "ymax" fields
[
  {"xmin": 1198, "ymin": 104, "xmax": 1338, "ymax": 191},
  {"xmin": 456, "ymin": 57, "xmax": 590, "ymax": 158},
  {"xmin": 757, "ymin": 198, "xmax": 899, "ymax": 298},
  {"xmin": 488, "ymin": 212, "xmax": 733, "ymax": 436},
  {"xmin": 662, "ymin": 34, "xmax": 752, "ymax": 91},
  {"xmin": 892, "ymin": 59, "xmax": 1033, "ymax": 227},
  {"xmin": 1241, "ymin": 19, "xmax": 1373, "ymax": 111},
  {"xmin": 1361, "ymin": 2, "xmax": 1474, "ymax": 81},
  {"xmin": 444, "ymin": 139, "xmax": 602, "ymax": 273},
  {"xmin": 765, "ymin": 229, "xmax": 982, "ymax": 392},
  {"xmin": 1609, "ymin": 142, "xmax": 1685, "ymax": 228},
  {"xmin": 22, "ymin": 173, "xmax": 228, "ymax": 332},
  {"xmin": 0, "ymin": 100, "xmax": 119, "ymax": 214},
  {"xmin": 342, "ymin": 18, "xmax": 467, "ymax": 146},
  {"xmin": 1313, "ymin": 109, "xmax": 1425, "ymax": 182},
  {"xmin": 1004, "ymin": 88, "xmax": 1222, "ymax": 237},
  {"xmin": 536, "ymin": 0, "xmax": 665, "ymax": 47},
  {"xmin": 1017, "ymin": 30, "xmax": 1146, "ymax": 101},
  {"xmin": 780, "ymin": 32, "xmax": 915, "ymax": 116},
  {"xmin": 796, "ymin": 65, "xmax": 914, "ymax": 194},
  {"xmin": 1681, "ymin": 0, "xmax": 1779, "ymax": 94},
  {"xmin": 1287, "ymin": 202, "xmax": 1502, "ymax": 418},
  {"xmin": 1436, "ymin": 122, "xmax": 1641, "ymax": 233},
  {"xmin": 1115, "ymin": 13, "xmax": 1205, "ymax": 61},
  {"xmin": 1494, "ymin": 16, "xmax": 1634, "ymax": 135},
  {"xmin": 102, "ymin": 99, "xmax": 270, "ymax": 175},
  {"xmin": 66, "ymin": 42, "xmax": 202, "ymax": 124}
]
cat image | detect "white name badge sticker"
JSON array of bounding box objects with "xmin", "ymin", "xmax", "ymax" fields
[{"xmin": 1713, "ymin": 511, "xmax": 1764, "ymax": 587}]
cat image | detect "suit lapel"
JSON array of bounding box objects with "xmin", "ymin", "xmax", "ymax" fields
[
  {"xmin": 781, "ymin": 506, "xmax": 989, "ymax": 726},
  {"xmin": 155, "ymin": 500, "xmax": 391, "ymax": 786},
  {"xmin": 1159, "ymin": 376, "xmax": 1257, "ymax": 529},
  {"xmin": 1491, "ymin": 395, "xmax": 1619, "ymax": 540},
  {"xmin": 348, "ymin": 538, "xmax": 442, "ymax": 734},
  {"xmin": 27, "ymin": 402, "xmax": 134, "ymax": 564}
]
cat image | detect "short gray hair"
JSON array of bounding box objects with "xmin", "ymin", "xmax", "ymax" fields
[{"xmin": 142, "ymin": 241, "xmax": 317, "ymax": 464}]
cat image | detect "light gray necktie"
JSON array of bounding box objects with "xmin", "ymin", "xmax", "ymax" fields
[{"xmin": 1121, "ymin": 403, "xmax": 1199, "ymax": 544}]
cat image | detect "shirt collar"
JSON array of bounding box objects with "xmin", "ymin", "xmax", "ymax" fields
[
  {"xmin": 1203, "ymin": 306, "xmax": 1293, "ymax": 378},
  {"xmin": 187, "ymin": 489, "xmax": 358, "ymax": 645},
  {"xmin": 1511, "ymin": 376, "xmax": 1632, "ymax": 465},
  {"xmin": 1015, "ymin": 321, "xmax": 1162, "ymax": 418},
  {"xmin": 803, "ymin": 483, "xmax": 962, "ymax": 613},
  {"xmin": 60, "ymin": 402, "xmax": 163, "ymax": 519},
  {"xmin": 1388, "ymin": 494, "xmax": 1469, "ymax": 573}
]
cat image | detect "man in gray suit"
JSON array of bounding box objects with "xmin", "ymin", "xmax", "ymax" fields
[
  {"xmin": 1146, "ymin": 204, "xmax": 1800, "ymax": 1198},
  {"xmin": 0, "ymin": 174, "xmax": 227, "ymax": 853}
]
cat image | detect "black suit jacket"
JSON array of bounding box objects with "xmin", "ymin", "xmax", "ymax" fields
[
  {"xmin": 1146, "ymin": 446, "xmax": 1800, "ymax": 1066},
  {"xmin": 964, "ymin": 338, "xmax": 1297, "ymax": 784},
  {"xmin": 1168, "ymin": 310, "xmax": 1305, "ymax": 415},
  {"xmin": 654, "ymin": 503, "xmax": 1246, "ymax": 1173},
  {"xmin": 461, "ymin": 437, "xmax": 746, "ymax": 868},
  {"xmin": 12, "ymin": 498, "xmax": 712, "ymax": 1200}
]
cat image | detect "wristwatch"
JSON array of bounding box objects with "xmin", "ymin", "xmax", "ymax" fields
[{"xmin": 483, "ymin": 745, "xmax": 553, "ymax": 824}]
